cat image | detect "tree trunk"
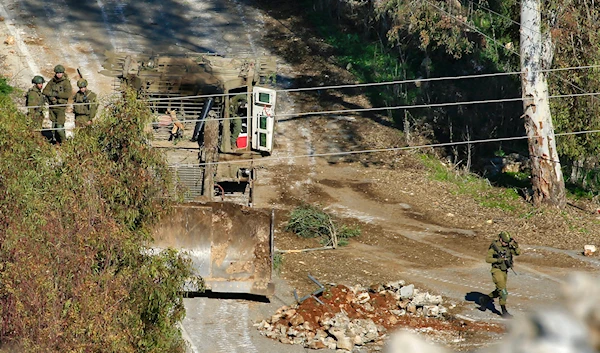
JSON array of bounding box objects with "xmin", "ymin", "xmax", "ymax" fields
[{"xmin": 520, "ymin": 0, "xmax": 566, "ymax": 207}]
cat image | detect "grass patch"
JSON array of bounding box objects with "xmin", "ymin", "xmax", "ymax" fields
[
  {"xmin": 476, "ymin": 188, "xmax": 521, "ymax": 212},
  {"xmin": 273, "ymin": 252, "xmax": 284, "ymax": 274},
  {"xmin": 566, "ymin": 183, "xmax": 599, "ymax": 201},
  {"xmin": 0, "ymin": 76, "xmax": 13, "ymax": 95},
  {"xmin": 419, "ymin": 153, "xmax": 522, "ymax": 211}
]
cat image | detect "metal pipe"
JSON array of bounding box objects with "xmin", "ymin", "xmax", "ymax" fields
[{"xmin": 190, "ymin": 97, "xmax": 214, "ymax": 143}]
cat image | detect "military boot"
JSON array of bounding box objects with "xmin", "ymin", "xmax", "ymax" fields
[
  {"xmin": 501, "ymin": 305, "xmax": 513, "ymax": 318},
  {"xmin": 55, "ymin": 124, "xmax": 66, "ymax": 143}
]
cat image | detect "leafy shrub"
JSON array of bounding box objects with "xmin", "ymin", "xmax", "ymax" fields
[
  {"xmin": 284, "ymin": 204, "xmax": 361, "ymax": 247},
  {"xmin": 285, "ymin": 204, "xmax": 333, "ymax": 239},
  {"xmin": 0, "ymin": 88, "xmax": 193, "ymax": 352}
]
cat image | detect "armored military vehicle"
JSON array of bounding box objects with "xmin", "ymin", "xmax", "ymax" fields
[{"xmin": 101, "ymin": 52, "xmax": 278, "ymax": 295}]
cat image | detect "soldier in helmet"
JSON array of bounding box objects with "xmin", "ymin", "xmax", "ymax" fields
[
  {"xmin": 42, "ymin": 64, "xmax": 72, "ymax": 143},
  {"xmin": 229, "ymin": 94, "xmax": 247, "ymax": 149},
  {"xmin": 72, "ymin": 78, "xmax": 98, "ymax": 127},
  {"xmin": 479, "ymin": 231, "xmax": 521, "ymax": 318},
  {"xmin": 25, "ymin": 75, "xmax": 46, "ymax": 129}
]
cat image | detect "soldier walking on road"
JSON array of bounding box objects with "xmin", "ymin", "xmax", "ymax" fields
[
  {"xmin": 43, "ymin": 64, "xmax": 72, "ymax": 144},
  {"xmin": 72, "ymin": 78, "xmax": 98, "ymax": 127},
  {"xmin": 25, "ymin": 75, "xmax": 46, "ymax": 129},
  {"xmin": 479, "ymin": 231, "xmax": 521, "ymax": 318}
]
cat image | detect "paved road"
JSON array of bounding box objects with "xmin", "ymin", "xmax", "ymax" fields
[{"xmin": 181, "ymin": 278, "xmax": 337, "ymax": 353}]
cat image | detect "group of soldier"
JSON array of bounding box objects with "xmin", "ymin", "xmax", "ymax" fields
[{"xmin": 25, "ymin": 64, "xmax": 98, "ymax": 144}]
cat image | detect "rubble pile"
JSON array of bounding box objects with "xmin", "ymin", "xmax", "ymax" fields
[
  {"xmin": 256, "ymin": 281, "xmax": 452, "ymax": 351},
  {"xmin": 383, "ymin": 273, "xmax": 600, "ymax": 353}
]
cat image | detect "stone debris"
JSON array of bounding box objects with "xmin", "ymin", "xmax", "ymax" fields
[
  {"xmin": 383, "ymin": 273, "xmax": 600, "ymax": 353},
  {"xmin": 257, "ymin": 281, "xmax": 448, "ymax": 351},
  {"xmin": 583, "ymin": 244, "xmax": 596, "ymax": 256},
  {"xmin": 4, "ymin": 35, "xmax": 14, "ymax": 45}
]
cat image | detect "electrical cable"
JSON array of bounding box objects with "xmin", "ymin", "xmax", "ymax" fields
[
  {"xmin": 30, "ymin": 90, "xmax": 600, "ymax": 132},
  {"xmin": 167, "ymin": 128, "xmax": 600, "ymax": 168}
]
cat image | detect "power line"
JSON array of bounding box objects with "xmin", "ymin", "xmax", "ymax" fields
[
  {"xmin": 167, "ymin": 128, "xmax": 600, "ymax": 168},
  {"xmin": 30, "ymin": 90, "xmax": 600, "ymax": 132}
]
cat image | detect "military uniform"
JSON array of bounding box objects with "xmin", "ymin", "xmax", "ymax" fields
[
  {"xmin": 42, "ymin": 65, "xmax": 72, "ymax": 143},
  {"xmin": 73, "ymin": 88, "xmax": 98, "ymax": 127},
  {"xmin": 229, "ymin": 94, "xmax": 247, "ymax": 148},
  {"xmin": 480, "ymin": 231, "xmax": 521, "ymax": 318},
  {"xmin": 25, "ymin": 82, "xmax": 45, "ymax": 129}
]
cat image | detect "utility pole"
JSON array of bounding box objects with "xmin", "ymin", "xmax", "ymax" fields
[{"xmin": 520, "ymin": 0, "xmax": 566, "ymax": 207}]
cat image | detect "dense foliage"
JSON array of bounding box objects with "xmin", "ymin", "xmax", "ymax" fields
[
  {"xmin": 547, "ymin": 0, "xmax": 600, "ymax": 190},
  {"xmin": 0, "ymin": 88, "xmax": 193, "ymax": 352},
  {"xmin": 303, "ymin": 0, "xmax": 600, "ymax": 193}
]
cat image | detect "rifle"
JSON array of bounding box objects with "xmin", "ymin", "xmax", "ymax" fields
[{"xmin": 491, "ymin": 241, "xmax": 517, "ymax": 275}]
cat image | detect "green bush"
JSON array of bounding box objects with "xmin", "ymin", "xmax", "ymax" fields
[
  {"xmin": 0, "ymin": 89, "xmax": 193, "ymax": 352},
  {"xmin": 285, "ymin": 204, "xmax": 361, "ymax": 247}
]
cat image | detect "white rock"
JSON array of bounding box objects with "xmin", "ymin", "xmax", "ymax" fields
[
  {"xmin": 356, "ymin": 292, "xmax": 370, "ymax": 304},
  {"xmin": 423, "ymin": 305, "xmax": 439, "ymax": 317},
  {"xmin": 412, "ymin": 292, "xmax": 427, "ymax": 306},
  {"xmin": 584, "ymin": 245, "xmax": 596, "ymax": 256},
  {"xmin": 353, "ymin": 335, "xmax": 365, "ymax": 346},
  {"xmin": 329, "ymin": 327, "xmax": 346, "ymax": 340},
  {"xmin": 315, "ymin": 329, "xmax": 328, "ymax": 340},
  {"xmin": 324, "ymin": 336, "xmax": 337, "ymax": 350},
  {"xmin": 336, "ymin": 336, "xmax": 354, "ymax": 351},
  {"xmin": 384, "ymin": 280, "xmax": 406, "ymax": 291},
  {"xmin": 390, "ymin": 309, "xmax": 406, "ymax": 316},
  {"xmin": 400, "ymin": 284, "xmax": 414, "ymax": 299}
]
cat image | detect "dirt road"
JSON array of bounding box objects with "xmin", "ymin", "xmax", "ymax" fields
[
  {"xmin": 0, "ymin": 0, "xmax": 295, "ymax": 352},
  {"xmin": 2, "ymin": 0, "xmax": 599, "ymax": 352}
]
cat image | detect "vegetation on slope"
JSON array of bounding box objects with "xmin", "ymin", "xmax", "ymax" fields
[
  {"xmin": 0, "ymin": 88, "xmax": 193, "ymax": 352},
  {"xmin": 298, "ymin": 0, "xmax": 600, "ymax": 195}
]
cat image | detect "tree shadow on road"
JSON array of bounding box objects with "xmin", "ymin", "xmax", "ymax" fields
[{"xmin": 465, "ymin": 291, "xmax": 501, "ymax": 316}]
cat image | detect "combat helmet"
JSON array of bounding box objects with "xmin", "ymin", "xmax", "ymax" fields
[
  {"xmin": 499, "ymin": 231, "xmax": 511, "ymax": 243},
  {"xmin": 32, "ymin": 75, "xmax": 45, "ymax": 84},
  {"xmin": 54, "ymin": 65, "xmax": 65, "ymax": 73},
  {"xmin": 77, "ymin": 79, "xmax": 88, "ymax": 88}
]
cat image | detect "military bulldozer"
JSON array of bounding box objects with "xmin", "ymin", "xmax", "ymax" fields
[{"xmin": 101, "ymin": 52, "xmax": 278, "ymax": 296}]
